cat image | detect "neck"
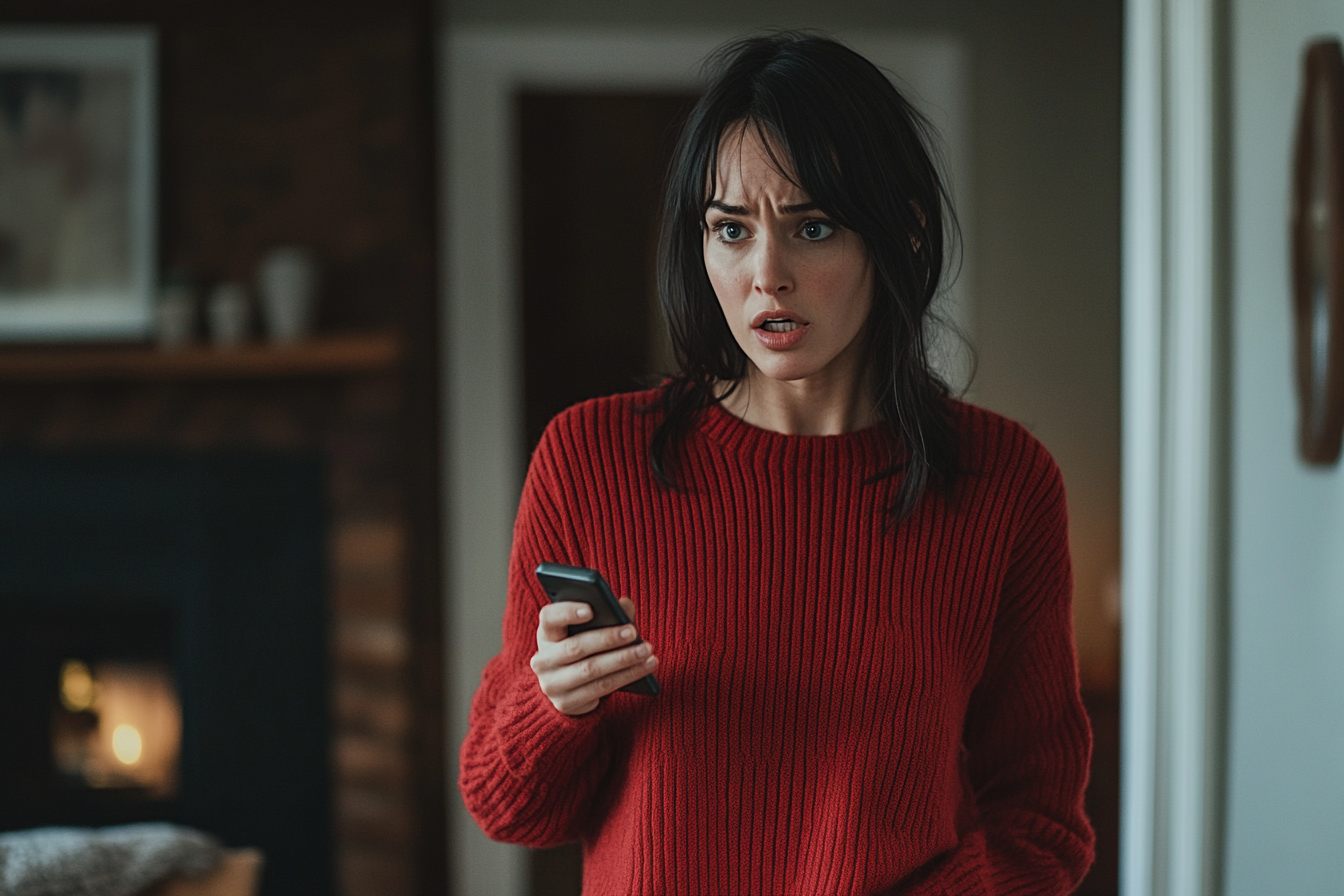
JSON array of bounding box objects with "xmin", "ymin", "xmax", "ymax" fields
[{"xmin": 716, "ymin": 366, "xmax": 877, "ymax": 436}]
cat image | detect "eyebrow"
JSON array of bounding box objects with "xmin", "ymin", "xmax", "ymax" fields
[{"xmin": 704, "ymin": 200, "xmax": 821, "ymax": 216}]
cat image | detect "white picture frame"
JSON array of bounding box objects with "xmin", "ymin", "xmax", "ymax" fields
[{"xmin": 0, "ymin": 27, "xmax": 157, "ymax": 341}]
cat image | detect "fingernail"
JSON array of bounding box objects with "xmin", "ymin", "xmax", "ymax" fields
[
  {"xmin": 645, "ymin": 656, "xmax": 658, "ymax": 669},
  {"xmin": 620, "ymin": 626, "xmax": 635, "ymax": 640},
  {"xmin": 636, "ymin": 643, "xmax": 651, "ymax": 658},
  {"xmin": 576, "ymin": 605, "xmax": 591, "ymax": 619}
]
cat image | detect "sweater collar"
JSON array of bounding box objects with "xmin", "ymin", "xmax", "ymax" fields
[{"xmin": 697, "ymin": 399, "xmax": 894, "ymax": 467}]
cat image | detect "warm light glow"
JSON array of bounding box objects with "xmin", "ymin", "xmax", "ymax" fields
[
  {"xmin": 59, "ymin": 660, "xmax": 96, "ymax": 712},
  {"xmin": 111, "ymin": 723, "xmax": 143, "ymax": 765},
  {"xmin": 51, "ymin": 660, "xmax": 181, "ymax": 794}
]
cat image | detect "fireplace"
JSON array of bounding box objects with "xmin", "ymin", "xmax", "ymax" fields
[
  {"xmin": 28, "ymin": 607, "xmax": 180, "ymax": 803},
  {"xmin": 0, "ymin": 451, "xmax": 332, "ymax": 895},
  {"xmin": 52, "ymin": 652, "xmax": 181, "ymax": 797}
]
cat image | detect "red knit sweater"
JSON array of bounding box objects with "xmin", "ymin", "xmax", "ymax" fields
[{"xmin": 460, "ymin": 391, "xmax": 1094, "ymax": 895}]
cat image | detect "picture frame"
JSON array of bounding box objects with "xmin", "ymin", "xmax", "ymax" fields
[{"xmin": 0, "ymin": 27, "xmax": 157, "ymax": 341}]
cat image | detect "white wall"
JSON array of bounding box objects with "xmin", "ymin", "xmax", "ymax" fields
[{"xmin": 1224, "ymin": 2, "xmax": 1344, "ymax": 892}]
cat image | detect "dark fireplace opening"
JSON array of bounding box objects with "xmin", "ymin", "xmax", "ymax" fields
[
  {"xmin": 0, "ymin": 452, "xmax": 332, "ymax": 896},
  {"xmin": 0, "ymin": 607, "xmax": 179, "ymax": 826}
]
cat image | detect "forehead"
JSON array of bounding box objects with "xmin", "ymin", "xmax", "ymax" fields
[{"xmin": 709, "ymin": 123, "xmax": 807, "ymax": 202}]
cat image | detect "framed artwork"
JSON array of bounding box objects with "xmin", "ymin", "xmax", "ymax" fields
[{"xmin": 0, "ymin": 27, "xmax": 156, "ymax": 341}]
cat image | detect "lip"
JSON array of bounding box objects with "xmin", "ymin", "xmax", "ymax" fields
[{"xmin": 750, "ymin": 309, "xmax": 810, "ymax": 351}]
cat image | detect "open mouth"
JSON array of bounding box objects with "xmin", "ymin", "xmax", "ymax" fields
[{"xmin": 750, "ymin": 310, "xmax": 809, "ymax": 348}]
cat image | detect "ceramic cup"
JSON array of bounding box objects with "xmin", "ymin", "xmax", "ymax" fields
[
  {"xmin": 155, "ymin": 284, "xmax": 196, "ymax": 350},
  {"xmin": 258, "ymin": 247, "xmax": 317, "ymax": 344},
  {"xmin": 208, "ymin": 283, "xmax": 251, "ymax": 348}
]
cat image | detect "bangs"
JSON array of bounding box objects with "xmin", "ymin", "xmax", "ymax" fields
[{"xmin": 700, "ymin": 108, "xmax": 853, "ymax": 232}]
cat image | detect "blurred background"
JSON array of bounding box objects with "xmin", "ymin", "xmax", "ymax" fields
[
  {"xmin": 0, "ymin": 2, "xmax": 443, "ymax": 895},
  {"xmin": 0, "ymin": 1, "xmax": 1121, "ymax": 895}
]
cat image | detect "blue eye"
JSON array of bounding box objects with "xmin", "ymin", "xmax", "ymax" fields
[
  {"xmin": 801, "ymin": 220, "xmax": 835, "ymax": 241},
  {"xmin": 717, "ymin": 222, "xmax": 747, "ymax": 242}
]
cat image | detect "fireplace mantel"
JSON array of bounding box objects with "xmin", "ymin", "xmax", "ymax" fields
[{"xmin": 0, "ymin": 333, "xmax": 400, "ymax": 382}]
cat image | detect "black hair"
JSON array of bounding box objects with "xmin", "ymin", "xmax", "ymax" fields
[{"xmin": 649, "ymin": 31, "xmax": 962, "ymax": 523}]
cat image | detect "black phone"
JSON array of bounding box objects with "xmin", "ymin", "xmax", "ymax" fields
[{"xmin": 534, "ymin": 562, "xmax": 661, "ymax": 696}]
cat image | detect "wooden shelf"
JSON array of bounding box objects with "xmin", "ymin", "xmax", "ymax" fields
[{"xmin": 0, "ymin": 333, "xmax": 400, "ymax": 382}]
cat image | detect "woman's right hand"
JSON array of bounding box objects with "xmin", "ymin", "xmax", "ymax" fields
[{"xmin": 530, "ymin": 598, "xmax": 659, "ymax": 716}]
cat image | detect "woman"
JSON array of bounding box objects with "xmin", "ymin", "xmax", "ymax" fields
[{"xmin": 461, "ymin": 33, "xmax": 1095, "ymax": 895}]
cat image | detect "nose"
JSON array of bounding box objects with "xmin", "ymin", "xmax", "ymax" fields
[{"xmin": 752, "ymin": 232, "xmax": 793, "ymax": 297}]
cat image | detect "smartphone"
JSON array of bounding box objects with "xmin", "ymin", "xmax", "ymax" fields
[{"xmin": 534, "ymin": 562, "xmax": 661, "ymax": 696}]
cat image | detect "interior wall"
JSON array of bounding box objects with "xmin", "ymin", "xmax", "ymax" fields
[
  {"xmin": 1225, "ymin": 1, "xmax": 1344, "ymax": 892},
  {"xmin": 444, "ymin": 0, "xmax": 1123, "ymax": 683}
]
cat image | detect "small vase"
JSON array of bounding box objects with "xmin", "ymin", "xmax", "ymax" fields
[
  {"xmin": 258, "ymin": 247, "xmax": 318, "ymax": 344},
  {"xmin": 208, "ymin": 283, "xmax": 251, "ymax": 348},
  {"xmin": 155, "ymin": 284, "xmax": 196, "ymax": 350}
]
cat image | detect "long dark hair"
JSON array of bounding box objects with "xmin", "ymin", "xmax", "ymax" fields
[{"xmin": 650, "ymin": 32, "xmax": 962, "ymax": 523}]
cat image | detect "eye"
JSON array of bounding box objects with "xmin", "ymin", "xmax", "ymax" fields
[
  {"xmin": 800, "ymin": 220, "xmax": 836, "ymax": 241},
  {"xmin": 714, "ymin": 221, "xmax": 748, "ymax": 243}
]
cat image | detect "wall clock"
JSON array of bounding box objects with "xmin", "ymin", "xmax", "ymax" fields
[{"xmin": 1292, "ymin": 39, "xmax": 1344, "ymax": 465}]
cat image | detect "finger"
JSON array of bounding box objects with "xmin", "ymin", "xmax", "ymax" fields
[
  {"xmin": 537, "ymin": 601, "xmax": 592, "ymax": 645},
  {"xmin": 540, "ymin": 639, "xmax": 651, "ymax": 694},
  {"xmin": 553, "ymin": 653, "xmax": 660, "ymax": 715},
  {"xmin": 618, "ymin": 596, "xmax": 635, "ymax": 622},
  {"xmin": 532, "ymin": 623, "xmax": 639, "ymax": 673}
]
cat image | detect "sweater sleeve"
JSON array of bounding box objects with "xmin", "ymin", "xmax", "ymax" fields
[
  {"xmin": 457, "ymin": 421, "xmax": 614, "ymax": 847},
  {"xmin": 898, "ymin": 448, "xmax": 1096, "ymax": 895}
]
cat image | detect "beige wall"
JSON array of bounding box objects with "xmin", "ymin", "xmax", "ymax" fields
[{"xmin": 444, "ymin": 0, "xmax": 1122, "ymax": 685}]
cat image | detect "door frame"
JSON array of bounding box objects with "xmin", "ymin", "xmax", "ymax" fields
[{"xmin": 1121, "ymin": 0, "xmax": 1229, "ymax": 894}]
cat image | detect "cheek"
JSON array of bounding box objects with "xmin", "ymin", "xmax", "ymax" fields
[
  {"xmin": 833, "ymin": 249, "xmax": 874, "ymax": 325},
  {"xmin": 703, "ymin": 245, "xmax": 744, "ymax": 310},
  {"xmin": 851, "ymin": 270, "xmax": 875, "ymax": 323},
  {"xmin": 810, "ymin": 257, "xmax": 872, "ymax": 322}
]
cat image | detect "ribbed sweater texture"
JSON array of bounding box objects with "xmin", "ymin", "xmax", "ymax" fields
[{"xmin": 461, "ymin": 391, "xmax": 1095, "ymax": 896}]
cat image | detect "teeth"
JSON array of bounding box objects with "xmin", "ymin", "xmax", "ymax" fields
[{"xmin": 761, "ymin": 320, "xmax": 801, "ymax": 332}]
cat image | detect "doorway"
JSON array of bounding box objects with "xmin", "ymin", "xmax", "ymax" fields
[{"xmin": 518, "ymin": 92, "xmax": 694, "ymax": 453}]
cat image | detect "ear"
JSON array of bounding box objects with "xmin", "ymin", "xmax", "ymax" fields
[{"xmin": 909, "ymin": 200, "xmax": 927, "ymax": 251}]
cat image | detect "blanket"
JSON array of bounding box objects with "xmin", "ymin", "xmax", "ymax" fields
[{"xmin": 0, "ymin": 823, "xmax": 222, "ymax": 896}]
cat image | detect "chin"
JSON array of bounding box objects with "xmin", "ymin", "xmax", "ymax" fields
[{"xmin": 747, "ymin": 354, "xmax": 823, "ymax": 383}]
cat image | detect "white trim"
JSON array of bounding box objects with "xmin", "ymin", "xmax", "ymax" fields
[
  {"xmin": 1121, "ymin": 1, "xmax": 1226, "ymax": 894},
  {"xmin": 1120, "ymin": 0, "xmax": 1163, "ymax": 889},
  {"xmin": 440, "ymin": 25, "xmax": 970, "ymax": 896}
]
